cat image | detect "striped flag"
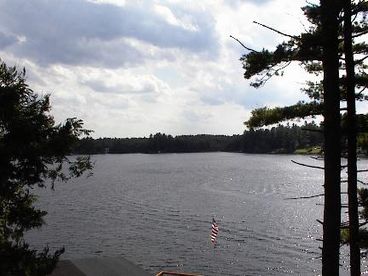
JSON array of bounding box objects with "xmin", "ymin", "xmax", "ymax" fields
[{"xmin": 210, "ymin": 218, "xmax": 219, "ymax": 244}]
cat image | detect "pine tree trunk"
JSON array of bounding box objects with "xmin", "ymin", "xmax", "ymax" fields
[
  {"xmin": 320, "ymin": 0, "xmax": 341, "ymax": 275},
  {"xmin": 344, "ymin": 0, "xmax": 360, "ymax": 274}
]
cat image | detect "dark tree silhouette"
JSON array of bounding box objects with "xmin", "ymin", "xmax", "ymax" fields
[
  {"xmin": 0, "ymin": 61, "xmax": 93, "ymax": 275},
  {"xmin": 232, "ymin": 0, "xmax": 368, "ymax": 273},
  {"xmin": 320, "ymin": 1, "xmax": 342, "ymax": 274},
  {"xmin": 73, "ymin": 123, "xmax": 323, "ymax": 155}
]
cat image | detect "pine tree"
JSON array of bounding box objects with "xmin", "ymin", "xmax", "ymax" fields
[
  {"xmin": 0, "ymin": 61, "xmax": 93, "ymax": 275},
  {"xmin": 235, "ymin": 0, "xmax": 368, "ymax": 274}
]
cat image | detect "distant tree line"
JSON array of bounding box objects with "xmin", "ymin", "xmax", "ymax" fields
[
  {"xmin": 243, "ymin": 121, "xmax": 323, "ymax": 153},
  {"xmin": 73, "ymin": 122, "xmax": 327, "ymax": 155},
  {"xmin": 73, "ymin": 133, "xmax": 243, "ymax": 154}
]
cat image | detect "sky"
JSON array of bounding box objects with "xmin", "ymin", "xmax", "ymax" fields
[{"xmin": 0, "ymin": 0, "xmax": 314, "ymax": 138}]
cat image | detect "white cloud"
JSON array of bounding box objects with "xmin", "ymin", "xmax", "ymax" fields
[
  {"xmin": 80, "ymin": 68, "xmax": 171, "ymax": 97},
  {"xmin": 154, "ymin": 4, "xmax": 198, "ymax": 31},
  {"xmin": 0, "ymin": 0, "xmax": 219, "ymax": 66},
  {"xmin": 0, "ymin": 0, "xmax": 315, "ymax": 137}
]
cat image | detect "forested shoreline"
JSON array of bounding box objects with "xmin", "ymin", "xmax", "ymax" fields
[{"xmin": 73, "ymin": 122, "xmax": 326, "ymax": 154}]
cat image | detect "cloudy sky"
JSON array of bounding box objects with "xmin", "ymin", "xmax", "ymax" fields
[{"xmin": 0, "ymin": 0, "xmax": 313, "ymax": 138}]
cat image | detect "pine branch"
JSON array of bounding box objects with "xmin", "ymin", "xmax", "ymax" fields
[
  {"xmin": 291, "ymin": 159, "xmax": 325, "ymax": 169},
  {"xmin": 352, "ymin": 29, "xmax": 368, "ymax": 38},
  {"xmin": 285, "ymin": 193, "xmax": 324, "ymax": 200},
  {"xmin": 253, "ymin": 62, "xmax": 291, "ymax": 86},
  {"xmin": 356, "ymin": 87, "xmax": 367, "ymax": 98},
  {"xmin": 355, "ymin": 55, "xmax": 368, "ymax": 65},
  {"xmin": 292, "ymin": 160, "xmax": 347, "ymax": 170},
  {"xmin": 358, "ymin": 179, "xmax": 368, "ymax": 185},
  {"xmin": 229, "ymin": 35, "xmax": 259, "ymax": 52},
  {"xmin": 253, "ymin": 21, "xmax": 300, "ymax": 40}
]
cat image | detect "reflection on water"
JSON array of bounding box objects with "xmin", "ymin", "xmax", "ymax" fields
[{"xmin": 26, "ymin": 153, "xmax": 367, "ymax": 275}]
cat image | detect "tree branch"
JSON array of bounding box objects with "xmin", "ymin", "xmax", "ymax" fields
[
  {"xmin": 356, "ymin": 86, "xmax": 367, "ymax": 98},
  {"xmin": 291, "ymin": 159, "xmax": 325, "ymax": 169},
  {"xmin": 352, "ymin": 29, "xmax": 368, "ymax": 39},
  {"xmin": 229, "ymin": 35, "xmax": 258, "ymax": 52},
  {"xmin": 285, "ymin": 193, "xmax": 324, "ymax": 200},
  {"xmin": 355, "ymin": 54, "xmax": 368, "ymax": 65},
  {"xmin": 253, "ymin": 21, "xmax": 300, "ymax": 40},
  {"xmin": 358, "ymin": 179, "xmax": 368, "ymax": 185},
  {"xmin": 291, "ymin": 160, "xmax": 347, "ymax": 170}
]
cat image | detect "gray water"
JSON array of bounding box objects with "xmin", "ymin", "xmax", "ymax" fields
[{"xmin": 26, "ymin": 153, "xmax": 368, "ymax": 275}]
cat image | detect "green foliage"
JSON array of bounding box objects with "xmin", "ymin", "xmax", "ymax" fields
[
  {"xmin": 240, "ymin": 43, "xmax": 295, "ymax": 88},
  {"xmin": 0, "ymin": 60, "xmax": 93, "ymax": 275},
  {"xmin": 245, "ymin": 102, "xmax": 322, "ymax": 128},
  {"xmin": 240, "ymin": 1, "xmax": 368, "ymax": 127},
  {"xmin": 340, "ymin": 186, "xmax": 368, "ymax": 249},
  {"xmin": 341, "ymin": 228, "xmax": 368, "ymax": 249},
  {"xmin": 0, "ymin": 242, "xmax": 64, "ymax": 276}
]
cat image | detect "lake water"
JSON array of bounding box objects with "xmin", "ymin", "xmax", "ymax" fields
[{"xmin": 26, "ymin": 153, "xmax": 368, "ymax": 275}]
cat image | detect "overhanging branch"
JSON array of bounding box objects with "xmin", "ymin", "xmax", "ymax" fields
[
  {"xmin": 253, "ymin": 21, "xmax": 300, "ymax": 40},
  {"xmin": 291, "ymin": 159, "xmax": 325, "ymax": 169},
  {"xmin": 285, "ymin": 193, "xmax": 324, "ymax": 200},
  {"xmin": 229, "ymin": 35, "xmax": 259, "ymax": 52}
]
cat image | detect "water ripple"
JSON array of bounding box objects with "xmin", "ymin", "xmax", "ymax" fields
[{"xmin": 25, "ymin": 153, "xmax": 363, "ymax": 275}]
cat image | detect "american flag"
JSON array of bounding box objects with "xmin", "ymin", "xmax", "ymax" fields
[{"xmin": 210, "ymin": 218, "xmax": 219, "ymax": 244}]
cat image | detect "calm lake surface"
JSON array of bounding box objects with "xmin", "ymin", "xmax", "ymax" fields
[{"xmin": 26, "ymin": 153, "xmax": 368, "ymax": 275}]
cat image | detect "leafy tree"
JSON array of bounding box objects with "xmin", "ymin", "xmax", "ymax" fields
[
  {"xmin": 0, "ymin": 61, "xmax": 93, "ymax": 275},
  {"xmin": 235, "ymin": 0, "xmax": 368, "ymax": 274}
]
